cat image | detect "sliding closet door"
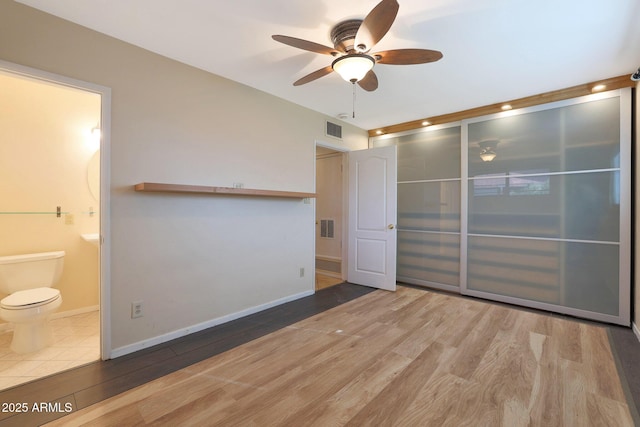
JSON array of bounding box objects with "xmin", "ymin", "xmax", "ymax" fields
[
  {"xmin": 463, "ymin": 90, "xmax": 631, "ymax": 325},
  {"xmin": 373, "ymin": 125, "xmax": 462, "ymax": 292}
]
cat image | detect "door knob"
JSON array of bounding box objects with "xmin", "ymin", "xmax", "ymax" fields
[{"xmin": 388, "ymin": 224, "xmax": 395, "ymax": 229}]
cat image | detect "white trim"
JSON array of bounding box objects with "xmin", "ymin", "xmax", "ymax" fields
[
  {"xmin": 467, "ymin": 233, "xmax": 620, "ymax": 246},
  {"xmin": 468, "ymin": 168, "xmax": 620, "ymax": 180},
  {"xmin": 617, "ymin": 88, "xmax": 632, "ymax": 326},
  {"xmin": 0, "ymin": 60, "xmax": 112, "ymax": 360},
  {"xmin": 460, "ymin": 115, "xmax": 469, "ymax": 293},
  {"xmin": 466, "ymin": 288, "xmax": 628, "ymax": 326},
  {"xmin": 315, "ymin": 140, "xmax": 350, "ymax": 282},
  {"xmin": 398, "ymin": 229, "xmax": 461, "ymax": 236},
  {"xmin": 633, "ymin": 322, "xmax": 640, "ymax": 343},
  {"xmin": 110, "ymin": 289, "xmax": 315, "ymax": 359},
  {"xmin": 370, "ymin": 121, "xmax": 462, "ymax": 142},
  {"xmin": 462, "ymin": 89, "xmax": 623, "ymax": 125},
  {"xmin": 50, "ymin": 305, "xmax": 99, "ymax": 320},
  {"xmin": 315, "ymin": 139, "xmax": 352, "ymax": 153},
  {"xmin": 399, "ymin": 178, "xmax": 462, "ymax": 184},
  {"xmin": 398, "ymin": 277, "xmax": 460, "ymax": 293}
]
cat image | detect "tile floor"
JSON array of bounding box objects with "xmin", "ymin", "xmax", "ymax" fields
[{"xmin": 0, "ymin": 310, "xmax": 100, "ymax": 390}]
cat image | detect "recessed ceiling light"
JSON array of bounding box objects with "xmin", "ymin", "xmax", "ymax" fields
[
  {"xmin": 592, "ymin": 84, "xmax": 606, "ymax": 92},
  {"xmin": 501, "ymin": 104, "xmax": 512, "ymax": 111},
  {"xmin": 421, "ymin": 121, "xmax": 430, "ymax": 126}
]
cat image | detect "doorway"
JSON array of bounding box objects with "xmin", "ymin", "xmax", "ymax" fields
[
  {"xmin": 315, "ymin": 144, "xmax": 347, "ymax": 290},
  {"xmin": 0, "ymin": 60, "xmax": 111, "ymax": 388}
]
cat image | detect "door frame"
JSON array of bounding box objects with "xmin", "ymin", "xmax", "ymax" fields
[
  {"xmin": 0, "ymin": 59, "xmax": 112, "ymax": 359},
  {"xmin": 315, "ymin": 140, "xmax": 351, "ymax": 282}
]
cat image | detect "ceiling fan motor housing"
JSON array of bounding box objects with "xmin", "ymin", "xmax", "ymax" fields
[{"xmin": 331, "ymin": 19, "xmax": 363, "ymax": 53}]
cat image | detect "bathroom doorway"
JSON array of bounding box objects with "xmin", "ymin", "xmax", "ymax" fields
[{"xmin": 0, "ymin": 61, "xmax": 110, "ymax": 389}]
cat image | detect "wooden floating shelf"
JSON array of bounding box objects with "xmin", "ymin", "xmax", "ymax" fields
[{"xmin": 134, "ymin": 182, "xmax": 315, "ymax": 199}]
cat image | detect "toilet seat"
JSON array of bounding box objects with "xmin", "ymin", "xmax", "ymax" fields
[{"xmin": 1, "ymin": 288, "xmax": 60, "ymax": 310}]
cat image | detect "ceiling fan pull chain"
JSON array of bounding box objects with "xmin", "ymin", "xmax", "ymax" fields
[{"xmin": 352, "ymin": 82, "xmax": 356, "ymax": 118}]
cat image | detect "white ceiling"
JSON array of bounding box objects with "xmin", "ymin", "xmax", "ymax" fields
[{"xmin": 17, "ymin": 0, "xmax": 640, "ymax": 130}]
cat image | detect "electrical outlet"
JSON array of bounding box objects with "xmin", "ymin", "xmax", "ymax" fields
[
  {"xmin": 131, "ymin": 301, "xmax": 143, "ymax": 318},
  {"xmin": 64, "ymin": 213, "xmax": 74, "ymax": 225},
  {"xmin": 299, "ymin": 267, "xmax": 305, "ymax": 278}
]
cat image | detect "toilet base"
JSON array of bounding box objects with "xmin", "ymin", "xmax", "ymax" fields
[{"xmin": 10, "ymin": 320, "xmax": 54, "ymax": 354}]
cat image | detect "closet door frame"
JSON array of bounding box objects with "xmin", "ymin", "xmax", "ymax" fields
[{"xmin": 459, "ymin": 88, "xmax": 631, "ymax": 326}]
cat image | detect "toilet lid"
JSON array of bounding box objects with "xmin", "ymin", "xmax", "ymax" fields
[{"xmin": 1, "ymin": 288, "xmax": 60, "ymax": 308}]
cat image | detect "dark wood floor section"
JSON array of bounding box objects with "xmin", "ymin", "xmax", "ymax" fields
[
  {"xmin": 0, "ymin": 282, "xmax": 370, "ymax": 427},
  {"xmin": 0, "ymin": 282, "xmax": 638, "ymax": 426}
]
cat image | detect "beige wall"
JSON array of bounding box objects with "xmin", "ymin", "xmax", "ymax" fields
[
  {"xmin": 0, "ymin": 2, "xmax": 368, "ymax": 355},
  {"xmin": 0, "ymin": 72, "xmax": 100, "ymax": 319},
  {"xmin": 315, "ymin": 153, "xmax": 344, "ymax": 261}
]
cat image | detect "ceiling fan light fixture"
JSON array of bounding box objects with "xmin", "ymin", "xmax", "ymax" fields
[
  {"xmin": 479, "ymin": 150, "xmax": 497, "ymax": 162},
  {"xmin": 479, "ymin": 140, "xmax": 499, "ymax": 162},
  {"xmin": 332, "ymin": 54, "xmax": 375, "ymax": 83}
]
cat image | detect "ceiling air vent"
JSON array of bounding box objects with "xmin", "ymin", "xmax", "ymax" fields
[{"xmin": 326, "ymin": 121, "xmax": 342, "ymax": 140}]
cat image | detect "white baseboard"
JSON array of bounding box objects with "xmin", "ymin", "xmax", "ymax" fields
[
  {"xmin": 633, "ymin": 322, "xmax": 640, "ymax": 343},
  {"xmin": 51, "ymin": 305, "xmax": 99, "ymax": 320},
  {"xmin": 110, "ymin": 289, "xmax": 315, "ymax": 359},
  {"xmin": 0, "ymin": 305, "xmax": 100, "ymax": 332}
]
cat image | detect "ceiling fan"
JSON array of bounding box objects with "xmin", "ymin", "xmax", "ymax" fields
[{"xmin": 272, "ymin": 0, "xmax": 443, "ymax": 92}]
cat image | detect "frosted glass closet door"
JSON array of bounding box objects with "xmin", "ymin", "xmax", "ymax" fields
[
  {"xmin": 374, "ymin": 126, "xmax": 462, "ymax": 290},
  {"xmin": 465, "ymin": 94, "xmax": 629, "ymax": 323}
]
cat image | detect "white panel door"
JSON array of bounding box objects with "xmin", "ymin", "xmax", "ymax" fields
[{"xmin": 347, "ymin": 146, "xmax": 397, "ymax": 290}]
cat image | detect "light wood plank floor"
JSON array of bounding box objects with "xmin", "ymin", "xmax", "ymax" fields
[
  {"xmin": 315, "ymin": 272, "xmax": 343, "ymax": 290},
  {"xmin": 46, "ymin": 286, "xmax": 635, "ymax": 426}
]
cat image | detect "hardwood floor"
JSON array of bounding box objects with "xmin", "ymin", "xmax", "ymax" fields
[
  {"xmin": 0, "ymin": 283, "xmax": 373, "ymax": 427},
  {"xmin": 40, "ymin": 286, "xmax": 636, "ymax": 426},
  {"xmin": 315, "ymin": 272, "xmax": 343, "ymax": 290}
]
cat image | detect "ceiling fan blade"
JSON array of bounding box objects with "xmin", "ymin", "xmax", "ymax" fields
[
  {"xmin": 354, "ymin": 0, "xmax": 399, "ymax": 52},
  {"xmin": 272, "ymin": 35, "xmax": 340, "ymax": 56},
  {"xmin": 358, "ymin": 70, "xmax": 378, "ymax": 92},
  {"xmin": 293, "ymin": 66, "xmax": 334, "ymax": 86},
  {"xmin": 375, "ymin": 49, "xmax": 443, "ymax": 65}
]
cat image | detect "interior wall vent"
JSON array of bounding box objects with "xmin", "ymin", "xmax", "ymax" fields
[
  {"xmin": 326, "ymin": 121, "xmax": 342, "ymax": 139},
  {"xmin": 320, "ymin": 219, "xmax": 335, "ymax": 238}
]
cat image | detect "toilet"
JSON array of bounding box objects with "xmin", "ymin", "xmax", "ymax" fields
[{"xmin": 0, "ymin": 251, "xmax": 64, "ymax": 353}]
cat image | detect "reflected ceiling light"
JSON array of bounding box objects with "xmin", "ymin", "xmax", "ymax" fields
[
  {"xmin": 501, "ymin": 104, "xmax": 512, "ymax": 111},
  {"xmin": 591, "ymin": 84, "xmax": 606, "ymax": 92},
  {"xmin": 421, "ymin": 121, "xmax": 431, "ymax": 126},
  {"xmin": 376, "ymin": 130, "xmax": 383, "ymax": 135},
  {"xmin": 331, "ymin": 54, "xmax": 375, "ymax": 83},
  {"xmin": 479, "ymin": 140, "xmax": 499, "ymax": 162}
]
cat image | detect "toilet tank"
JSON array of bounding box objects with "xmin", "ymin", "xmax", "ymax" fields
[{"xmin": 0, "ymin": 251, "xmax": 65, "ymax": 294}]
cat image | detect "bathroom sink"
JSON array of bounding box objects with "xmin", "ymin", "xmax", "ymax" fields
[{"xmin": 81, "ymin": 233, "xmax": 100, "ymax": 246}]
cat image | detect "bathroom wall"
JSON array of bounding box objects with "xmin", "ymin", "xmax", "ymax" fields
[
  {"xmin": 0, "ymin": 72, "xmax": 101, "ymax": 322},
  {"xmin": 0, "ymin": 2, "xmax": 368, "ymax": 355}
]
